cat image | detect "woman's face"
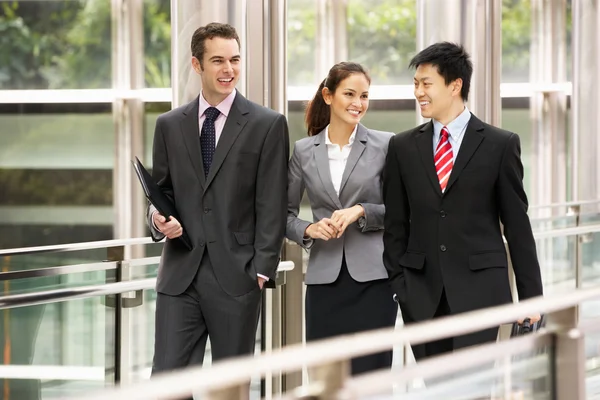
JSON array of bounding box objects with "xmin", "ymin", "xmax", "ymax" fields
[{"xmin": 323, "ymin": 73, "xmax": 370, "ymax": 127}]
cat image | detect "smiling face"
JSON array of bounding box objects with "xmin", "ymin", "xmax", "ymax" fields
[
  {"xmin": 192, "ymin": 37, "xmax": 240, "ymax": 105},
  {"xmin": 413, "ymin": 63, "xmax": 463, "ymax": 125},
  {"xmin": 322, "ymin": 73, "xmax": 370, "ymax": 128}
]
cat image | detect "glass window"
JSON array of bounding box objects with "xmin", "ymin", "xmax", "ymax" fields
[
  {"xmin": 0, "ymin": 0, "xmax": 112, "ymax": 89},
  {"xmin": 144, "ymin": 0, "xmax": 171, "ymax": 88},
  {"xmin": 501, "ymin": 102, "xmax": 532, "ymax": 193},
  {"xmin": 288, "ymin": 0, "xmax": 317, "ymax": 86},
  {"xmin": 144, "ymin": 102, "xmax": 171, "ymax": 168},
  {"xmin": 0, "ymin": 104, "xmax": 114, "ymax": 248},
  {"xmin": 347, "ymin": 0, "xmax": 417, "ymax": 85},
  {"xmin": 502, "ymin": 0, "xmax": 531, "ymax": 83}
]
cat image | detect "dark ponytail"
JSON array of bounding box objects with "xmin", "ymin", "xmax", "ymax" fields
[
  {"xmin": 304, "ymin": 62, "xmax": 371, "ymax": 136},
  {"xmin": 305, "ymin": 79, "xmax": 330, "ymax": 136}
]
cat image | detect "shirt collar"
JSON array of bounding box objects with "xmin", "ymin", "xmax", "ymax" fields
[
  {"xmin": 198, "ymin": 89, "xmax": 237, "ymax": 119},
  {"xmin": 433, "ymin": 105, "xmax": 471, "ymax": 140},
  {"xmin": 324, "ymin": 124, "xmax": 358, "ymax": 146}
]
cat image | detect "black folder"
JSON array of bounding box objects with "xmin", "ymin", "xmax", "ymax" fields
[{"xmin": 131, "ymin": 157, "xmax": 192, "ymax": 250}]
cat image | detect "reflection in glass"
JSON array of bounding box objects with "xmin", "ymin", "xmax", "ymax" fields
[
  {"xmin": 398, "ymin": 347, "xmax": 552, "ymax": 399},
  {"xmin": 0, "ymin": 297, "xmax": 115, "ymax": 399},
  {"xmin": 535, "ymin": 235, "xmax": 576, "ymax": 295},
  {"xmin": 501, "ymin": 106, "xmax": 532, "ymax": 194},
  {"xmin": 0, "ymin": 0, "xmax": 111, "ymax": 89},
  {"xmin": 0, "ymin": 107, "xmax": 114, "ymax": 248}
]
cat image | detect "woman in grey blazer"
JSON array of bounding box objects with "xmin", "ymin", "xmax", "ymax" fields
[{"xmin": 286, "ymin": 62, "xmax": 397, "ymax": 375}]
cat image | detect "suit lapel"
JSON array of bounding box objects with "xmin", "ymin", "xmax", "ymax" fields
[
  {"xmin": 445, "ymin": 115, "xmax": 484, "ymax": 194},
  {"xmin": 338, "ymin": 124, "xmax": 367, "ymax": 196},
  {"xmin": 415, "ymin": 121, "xmax": 442, "ymax": 196},
  {"xmin": 314, "ymin": 131, "xmax": 343, "ymax": 209},
  {"xmin": 204, "ymin": 93, "xmax": 249, "ymax": 190},
  {"xmin": 180, "ymin": 97, "xmax": 206, "ymax": 189}
]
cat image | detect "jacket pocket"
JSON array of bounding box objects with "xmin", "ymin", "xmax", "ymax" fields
[
  {"xmin": 234, "ymin": 231, "xmax": 255, "ymax": 245},
  {"xmin": 469, "ymin": 251, "xmax": 507, "ymax": 270},
  {"xmin": 399, "ymin": 251, "xmax": 425, "ymax": 270}
]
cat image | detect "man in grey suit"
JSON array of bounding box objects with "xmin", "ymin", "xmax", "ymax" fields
[{"xmin": 146, "ymin": 22, "xmax": 289, "ymax": 381}]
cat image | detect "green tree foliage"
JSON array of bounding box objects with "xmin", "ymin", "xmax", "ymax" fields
[
  {"xmin": 0, "ymin": 0, "xmax": 561, "ymax": 89},
  {"xmin": 347, "ymin": 0, "xmax": 417, "ymax": 84},
  {"xmin": 0, "ymin": 0, "xmax": 170, "ymax": 89},
  {"xmin": 288, "ymin": 0, "xmax": 317, "ymax": 85},
  {"xmin": 502, "ymin": 0, "xmax": 532, "ymax": 82}
]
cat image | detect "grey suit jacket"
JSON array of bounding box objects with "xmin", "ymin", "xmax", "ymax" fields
[
  {"xmin": 286, "ymin": 124, "xmax": 393, "ymax": 285},
  {"xmin": 146, "ymin": 92, "xmax": 289, "ymax": 297}
]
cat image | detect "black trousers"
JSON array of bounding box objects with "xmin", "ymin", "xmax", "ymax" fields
[
  {"xmin": 152, "ymin": 253, "xmax": 262, "ymax": 398},
  {"xmin": 305, "ymin": 258, "xmax": 397, "ymax": 375},
  {"xmin": 405, "ymin": 289, "xmax": 499, "ymax": 361}
]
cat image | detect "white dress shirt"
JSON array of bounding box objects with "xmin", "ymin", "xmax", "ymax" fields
[
  {"xmin": 198, "ymin": 89, "xmax": 237, "ymax": 143},
  {"xmin": 325, "ymin": 124, "xmax": 358, "ymax": 195},
  {"xmin": 432, "ymin": 106, "xmax": 471, "ymax": 160}
]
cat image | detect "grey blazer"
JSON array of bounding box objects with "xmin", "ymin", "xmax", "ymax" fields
[{"xmin": 286, "ymin": 124, "xmax": 393, "ymax": 285}]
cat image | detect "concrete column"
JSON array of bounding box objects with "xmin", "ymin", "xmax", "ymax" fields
[
  {"xmin": 315, "ymin": 0, "xmax": 348, "ymax": 81},
  {"xmin": 111, "ymin": 0, "xmax": 145, "ymax": 247},
  {"xmin": 572, "ymin": 0, "xmax": 600, "ymax": 203},
  {"xmin": 170, "ymin": 0, "xmax": 246, "ymax": 108},
  {"xmin": 529, "ymin": 0, "xmax": 568, "ymax": 209}
]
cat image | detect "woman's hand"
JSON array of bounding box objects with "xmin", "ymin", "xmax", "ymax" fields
[
  {"xmin": 304, "ymin": 218, "xmax": 340, "ymax": 241},
  {"xmin": 330, "ymin": 205, "xmax": 364, "ymax": 238}
]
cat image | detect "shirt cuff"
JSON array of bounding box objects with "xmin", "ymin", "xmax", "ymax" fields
[
  {"xmin": 151, "ymin": 210, "xmax": 160, "ymax": 231},
  {"xmin": 257, "ymin": 273, "xmax": 269, "ymax": 281}
]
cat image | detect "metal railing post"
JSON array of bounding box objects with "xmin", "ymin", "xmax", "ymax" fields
[
  {"xmin": 307, "ymin": 360, "xmax": 349, "ymax": 398},
  {"xmin": 204, "ymin": 384, "xmax": 250, "ymax": 400},
  {"xmin": 282, "ymin": 240, "xmax": 304, "ymax": 391},
  {"xmin": 106, "ymin": 245, "xmax": 125, "ymax": 384},
  {"xmin": 547, "ymin": 306, "xmax": 585, "ymax": 399}
]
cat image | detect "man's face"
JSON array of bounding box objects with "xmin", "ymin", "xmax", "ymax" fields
[
  {"xmin": 413, "ymin": 63, "xmax": 459, "ymax": 121},
  {"xmin": 193, "ymin": 37, "xmax": 240, "ymax": 104}
]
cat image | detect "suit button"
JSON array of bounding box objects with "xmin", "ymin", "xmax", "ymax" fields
[
  {"xmin": 204, "ymin": 208, "xmax": 210, "ymax": 214},
  {"xmin": 200, "ymin": 242, "xmax": 205, "ymax": 247},
  {"xmin": 440, "ymin": 245, "xmax": 447, "ymax": 252},
  {"xmin": 440, "ymin": 210, "xmax": 446, "ymax": 218}
]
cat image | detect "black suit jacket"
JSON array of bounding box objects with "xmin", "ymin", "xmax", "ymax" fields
[
  {"xmin": 147, "ymin": 92, "xmax": 290, "ymax": 297},
  {"xmin": 383, "ymin": 114, "xmax": 543, "ymax": 323}
]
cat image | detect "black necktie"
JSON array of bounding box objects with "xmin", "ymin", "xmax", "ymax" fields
[{"xmin": 200, "ymin": 107, "xmax": 221, "ymax": 177}]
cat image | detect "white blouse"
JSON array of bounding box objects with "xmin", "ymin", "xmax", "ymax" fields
[{"xmin": 324, "ymin": 124, "xmax": 358, "ymax": 196}]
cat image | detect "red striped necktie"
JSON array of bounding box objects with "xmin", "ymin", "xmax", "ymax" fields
[{"xmin": 434, "ymin": 126, "xmax": 453, "ymax": 192}]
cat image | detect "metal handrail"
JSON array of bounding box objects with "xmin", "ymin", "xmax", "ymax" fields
[
  {"xmin": 0, "ymin": 278, "xmax": 156, "ymax": 310},
  {"xmin": 1, "ymin": 220, "xmax": 599, "ymax": 270},
  {"xmin": 79, "ymin": 284, "xmax": 600, "ymax": 400},
  {"xmin": 0, "ymin": 222, "xmax": 597, "ymax": 284},
  {"xmin": 0, "ymin": 237, "xmax": 155, "ymax": 257},
  {"xmin": 332, "ymin": 334, "xmax": 552, "ymax": 399},
  {"xmin": 529, "ymin": 198, "xmax": 600, "ymax": 210},
  {"xmin": 0, "ymin": 261, "xmax": 295, "ymax": 310}
]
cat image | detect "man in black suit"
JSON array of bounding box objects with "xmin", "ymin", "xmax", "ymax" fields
[
  {"xmin": 383, "ymin": 42, "xmax": 543, "ymax": 360},
  {"xmin": 147, "ymin": 23, "xmax": 289, "ymax": 377}
]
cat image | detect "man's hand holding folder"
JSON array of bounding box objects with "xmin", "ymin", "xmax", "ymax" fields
[
  {"xmin": 132, "ymin": 157, "xmax": 193, "ymax": 250},
  {"xmin": 152, "ymin": 213, "xmax": 184, "ymax": 240}
]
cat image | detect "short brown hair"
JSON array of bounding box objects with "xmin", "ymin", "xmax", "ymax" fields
[{"xmin": 191, "ymin": 23, "xmax": 241, "ymax": 67}]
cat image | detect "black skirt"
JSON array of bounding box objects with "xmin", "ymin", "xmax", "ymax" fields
[{"xmin": 305, "ymin": 256, "xmax": 397, "ymax": 375}]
